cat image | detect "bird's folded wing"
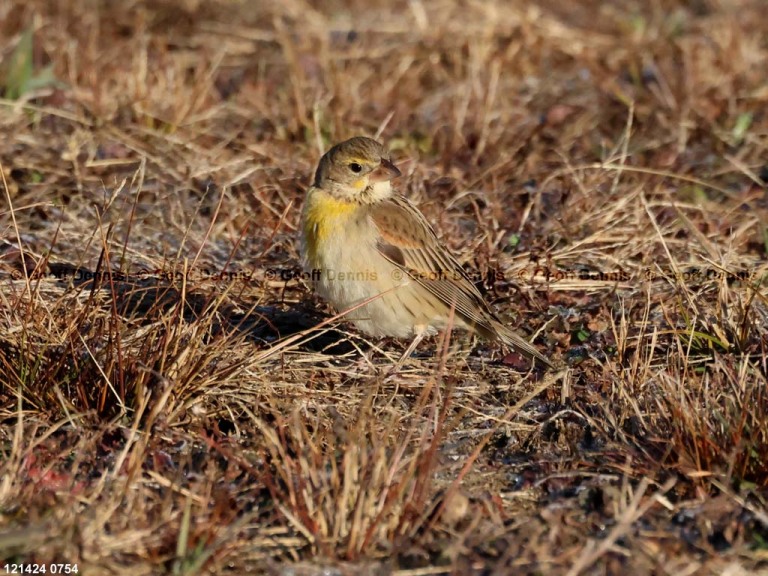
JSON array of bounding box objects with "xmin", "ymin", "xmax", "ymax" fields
[{"xmin": 369, "ymin": 196, "xmax": 498, "ymax": 332}]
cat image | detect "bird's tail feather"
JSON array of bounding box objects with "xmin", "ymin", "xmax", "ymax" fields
[{"xmin": 495, "ymin": 323, "xmax": 553, "ymax": 368}]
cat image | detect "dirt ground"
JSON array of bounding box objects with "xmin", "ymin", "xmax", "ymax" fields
[{"xmin": 1, "ymin": 0, "xmax": 767, "ymax": 574}]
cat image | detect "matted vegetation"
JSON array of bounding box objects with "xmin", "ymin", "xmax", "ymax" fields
[{"xmin": 1, "ymin": 0, "xmax": 767, "ymax": 574}]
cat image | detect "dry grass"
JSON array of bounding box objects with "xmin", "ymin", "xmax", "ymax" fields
[{"xmin": 1, "ymin": 0, "xmax": 768, "ymax": 573}]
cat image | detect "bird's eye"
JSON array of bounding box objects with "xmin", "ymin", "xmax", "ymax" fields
[{"xmin": 349, "ymin": 162, "xmax": 363, "ymax": 173}]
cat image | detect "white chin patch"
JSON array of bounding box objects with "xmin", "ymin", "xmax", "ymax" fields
[{"xmin": 365, "ymin": 180, "xmax": 393, "ymax": 203}]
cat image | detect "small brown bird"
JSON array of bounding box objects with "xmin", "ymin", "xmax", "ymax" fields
[{"xmin": 300, "ymin": 136, "xmax": 551, "ymax": 368}]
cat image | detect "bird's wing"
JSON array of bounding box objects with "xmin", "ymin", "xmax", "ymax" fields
[
  {"xmin": 369, "ymin": 195, "xmax": 499, "ymax": 332},
  {"xmin": 369, "ymin": 195, "xmax": 551, "ymax": 367}
]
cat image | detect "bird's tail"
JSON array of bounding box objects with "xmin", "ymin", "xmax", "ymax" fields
[{"xmin": 494, "ymin": 322, "xmax": 553, "ymax": 368}]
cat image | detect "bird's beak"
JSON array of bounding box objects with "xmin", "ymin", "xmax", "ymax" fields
[{"xmin": 369, "ymin": 158, "xmax": 401, "ymax": 182}]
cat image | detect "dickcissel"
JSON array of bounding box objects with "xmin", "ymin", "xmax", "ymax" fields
[{"xmin": 299, "ymin": 136, "xmax": 552, "ymax": 368}]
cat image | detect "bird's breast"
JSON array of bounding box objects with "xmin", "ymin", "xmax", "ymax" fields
[{"xmin": 301, "ymin": 189, "xmax": 367, "ymax": 266}]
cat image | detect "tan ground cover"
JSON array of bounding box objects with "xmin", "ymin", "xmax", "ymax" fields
[{"xmin": 1, "ymin": 0, "xmax": 767, "ymax": 573}]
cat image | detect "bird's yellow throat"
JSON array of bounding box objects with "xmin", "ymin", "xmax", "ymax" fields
[{"xmin": 302, "ymin": 190, "xmax": 358, "ymax": 260}]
